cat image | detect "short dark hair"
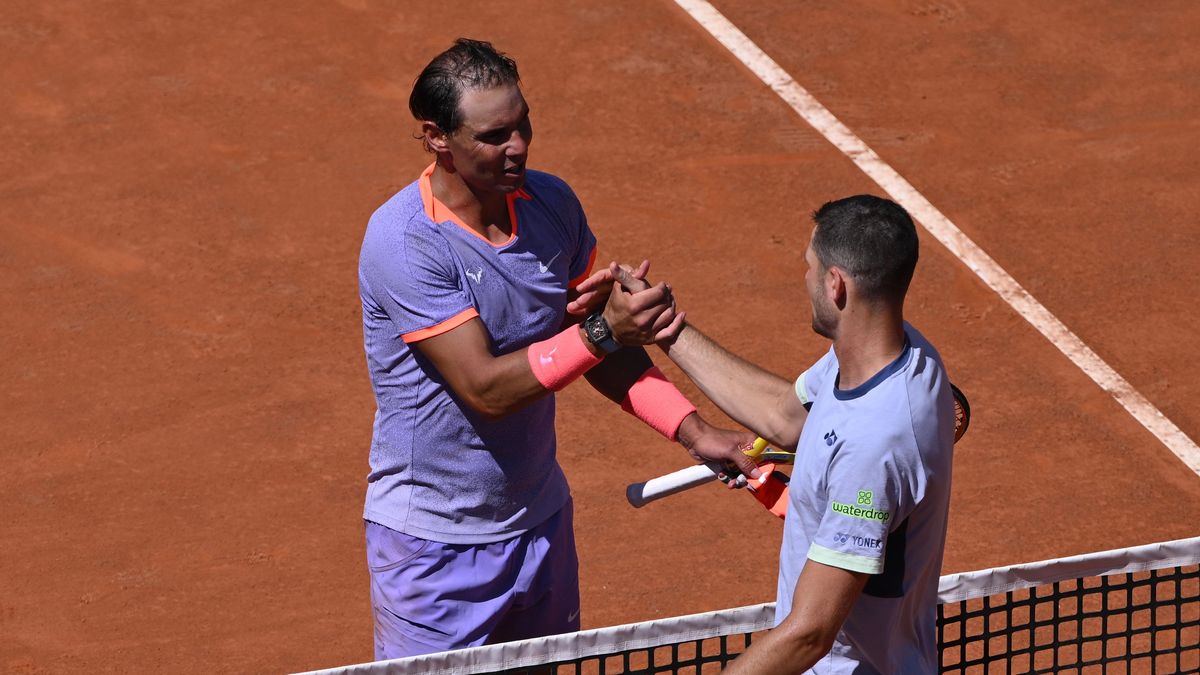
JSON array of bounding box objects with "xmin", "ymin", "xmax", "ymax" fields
[
  {"xmin": 811, "ymin": 195, "xmax": 919, "ymax": 301},
  {"xmin": 409, "ymin": 38, "xmax": 520, "ymax": 136}
]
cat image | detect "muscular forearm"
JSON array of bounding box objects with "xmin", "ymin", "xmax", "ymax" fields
[
  {"xmin": 728, "ymin": 560, "xmax": 866, "ymax": 674},
  {"xmin": 724, "ymin": 622, "xmax": 831, "ymax": 675},
  {"xmin": 468, "ymin": 350, "xmax": 558, "ymax": 419},
  {"xmin": 445, "ymin": 324, "xmax": 604, "ymax": 420},
  {"xmin": 662, "ymin": 324, "xmax": 794, "ymax": 443},
  {"xmin": 421, "ymin": 271, "xmax": 677, "ymax": 420}
]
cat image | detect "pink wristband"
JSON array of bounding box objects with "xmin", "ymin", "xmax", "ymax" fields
[
  {"xmin": 620, "ymin": 366, "xmax": 698, "ymax": 441},
  {"xmin": 527, "ymin": 325, "xmax": 603, "ymax": 392}
]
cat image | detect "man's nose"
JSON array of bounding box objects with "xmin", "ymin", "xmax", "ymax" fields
[{"xmin": 507, "ymin": 132, "xmax": 529, "ymax": 158}]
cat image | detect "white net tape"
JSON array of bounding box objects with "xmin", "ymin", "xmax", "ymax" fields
[{"xmin": 938, "ymin": 535, "xmax": 1200, "ymax": 603}]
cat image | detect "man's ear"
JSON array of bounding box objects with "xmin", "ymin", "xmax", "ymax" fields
[
  {"xmin": 828, "ymin": 266, "xmax": 848, "ymax": 310},
  {"xmin": 422, "ymin": 121, "xmax": 450, "ymax": 154}
]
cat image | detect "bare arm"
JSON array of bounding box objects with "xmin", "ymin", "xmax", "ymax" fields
[
  {"xmin": 566, "ymin": 265, "xmax": 761, "ymax": 476},
  {"xmin": 414, "ymin": 280, "xmax": 677, "ymax": 419},
  {"xmin": 413, "ymin": 317, "xmax": 579, "ymax": 419},
  {"xmin": 725, "ymin": 561, "xmax": 868, "ymax": 675},
  {"xmin": 662, "ymin": 324, "xmax": 808, "ymax": 451},
  {"xmin": 600, "ymin": 263, "xmax": 808, "ymax": 449}
]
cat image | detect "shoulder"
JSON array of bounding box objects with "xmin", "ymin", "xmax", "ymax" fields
[
  {"xmin": 899, "ymin": 323, "xmax": 951, "ymax": 407},
  {"xmin": 840, "ymin": 394, "xmax": 920, "ymax": 460},
  {"xmin": 902, "ymin": 323, "xmax": 945, "ymax": 374},
  {"xmin": 361, "ymin": 183, "xmax": 458, "ymax": 280},
  {"xmin": 368, "ymin": 180, "xmax": 422, "ymax": 226},
  {"xmin": 833, "ymin": 359, "xmax": 928, "ymax": 461},
  {"xmin": 363, "ymin": 183, "xmax": 444, "ymax": 254},
  {"xmin": 523, "ymin": 169, "xmax": 580, "ymax": 205},
  {"xmin": 795, "ymin": 348, "xmax": 838, "ymax": 405},
  {"xmin": 899, "ymin": 323, "xmax": 955, "ymax": 455},
  {"xmin": 811, "ymin": 348, "xmax": 839, "ymax": 378}
]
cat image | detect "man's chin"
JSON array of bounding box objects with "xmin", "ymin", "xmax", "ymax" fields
[
  {"xmin": 810, "ymin": 319, "xmax": 835, "ymax": 340},
  {"xmin": 495, "ymin": 179, "xmax": 525, "ymax": 194},
  {"xmin": 501, "ymin": 167, "xmax": 527, "ymax": 190}
]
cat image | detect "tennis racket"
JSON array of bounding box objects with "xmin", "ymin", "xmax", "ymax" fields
[{"xmin": 626, "ymin": 383, "xmax": 971, "ymax": 509}]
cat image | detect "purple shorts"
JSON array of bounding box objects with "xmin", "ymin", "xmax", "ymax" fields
[{"xmin": 365, "ymin": 499, "xmax": 580, "ymax": 660}]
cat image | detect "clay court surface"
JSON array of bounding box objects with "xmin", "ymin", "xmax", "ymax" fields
[{"xmin": 4, "ymin": 1, "xmax": 1199, "ymax": 672}]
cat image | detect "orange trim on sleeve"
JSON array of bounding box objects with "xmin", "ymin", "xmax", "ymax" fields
[
  {"xmin": 401, "ymin": 307, "xmax": 479, "ymax": 344},
  {"xmin": 568, "ymin": 247, "xmax": 599, "ymax": 289}
]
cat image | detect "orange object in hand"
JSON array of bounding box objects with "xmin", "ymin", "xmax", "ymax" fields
[{"xmin": 746, "ymin": 462, "xmax": 790, "ymax": 519}]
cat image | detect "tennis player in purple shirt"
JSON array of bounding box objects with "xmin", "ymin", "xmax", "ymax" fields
[{"xmin": 357, "ymin": 38, "xmax": 760, "ymax": 660}]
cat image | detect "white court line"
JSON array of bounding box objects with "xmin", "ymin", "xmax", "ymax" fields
[{"xmin": 673, "ymin": 0, "xmax": 1200, "ymax": 476}]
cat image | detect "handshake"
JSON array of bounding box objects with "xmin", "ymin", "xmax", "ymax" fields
[
  {"xmin": 566, "ymin": 260, "xmax": 684, "ymax": 349},
  {"xmin": 565, "ymin": 259, "xmax": 765, "ymax": 485}
]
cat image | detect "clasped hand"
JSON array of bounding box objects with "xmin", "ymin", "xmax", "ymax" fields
[
  {"xmin": 567, "ymin": 260, "xmax": 685, "ymax": 346},
  {"xmin": 568, "ymin": 261, "xmax": 757, "ymax": 481}
]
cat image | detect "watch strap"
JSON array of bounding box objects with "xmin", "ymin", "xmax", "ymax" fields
[{"xmin": 584, "ymin": 311, "xmax": 622, "ymax": 354}]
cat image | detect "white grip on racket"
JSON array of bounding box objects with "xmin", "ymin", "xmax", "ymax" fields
[{"xmin": 625, "ymin": 462, "xmax": 723, "ymax": 508}]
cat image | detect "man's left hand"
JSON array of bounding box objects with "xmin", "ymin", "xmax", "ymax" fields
[
  {"xmin": 608, "ymin": 262, "xmax": 686, "ymax": 346},
  {"xmin": 565, "ymin": 260, "xmax": 651, "ymax": 317}
]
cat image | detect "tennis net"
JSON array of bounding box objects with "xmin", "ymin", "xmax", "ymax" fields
[{"xmin": 298, "ymin": 536, "xmax": 1199, "ymax": 674}]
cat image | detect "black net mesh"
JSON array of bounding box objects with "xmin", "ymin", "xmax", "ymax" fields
[{"xmin": 938, "ymin": 564, "xmax": 1199, "ymax": 674}]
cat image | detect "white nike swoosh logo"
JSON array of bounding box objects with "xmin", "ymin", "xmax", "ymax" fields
[
  {"xmin": 539, "ymin": 347, "xmax": 558, "ymax": 366},
  {"xmin": 567, "ymin": 608, "xmax": 580, "ymax": 623},
  {"xmin": 538, "ymin": 251, "xmax": 562, "ymax": 274}
]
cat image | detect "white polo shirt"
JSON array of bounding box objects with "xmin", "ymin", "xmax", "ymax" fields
[{"xmin": 777, "ymin": 323, "xmax": 955, "ymax": 674}]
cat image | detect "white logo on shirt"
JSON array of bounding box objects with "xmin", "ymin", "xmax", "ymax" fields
[
  {"xmin": 538, "ymin": 251, "xmax": 562, "ymax": 274},
  {"xmin": 834, "ymin": 532, "xmax": 882, "ymax": 549},
  {"xmin": 465, "ymin": 266, "xmax": 483, "ymax": 283},
  {"xmin": 539, "ymin": 347, "xmax": 558, "ymax": 366},
  {"xmin": 567, "ymin": 608, "xmax": 580, "ymax": 623}
]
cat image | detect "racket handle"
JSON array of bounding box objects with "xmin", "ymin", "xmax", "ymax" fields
[{"xmin": 626, "ymin": 462, "xmax": 723, "ymax": 508}]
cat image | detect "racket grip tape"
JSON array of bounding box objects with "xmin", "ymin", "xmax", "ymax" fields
[
  {"xmin": 626, "ymin": 462, "xmax": 723, "ymax": 508},
  {"xmin": 624, "ymin": 437, "xmax": 772, "ymax": 508}
]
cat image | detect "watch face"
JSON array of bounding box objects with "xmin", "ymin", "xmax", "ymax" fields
[
  {"xmin": 586, "ymin": 314, "xmax": 610, "ymax": 343},
  {"xmin": 585, "ymin": 313, "xmax": 619, "ymax": 353}
]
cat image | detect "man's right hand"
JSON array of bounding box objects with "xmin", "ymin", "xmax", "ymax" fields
[
  {"xmin": 609, "ymin": 262, "xmax": 687, "ymax": 346},
  {"xmin": 676, "ymin": 413, "xmax": 761, "ymax": 482},
  {"xmin": 610, "ymin": 261, "xmax": 806, "ymax": 451},
  {"xmin": 600, "ymin": 261, "xmax": 682, "ymax": 346}
]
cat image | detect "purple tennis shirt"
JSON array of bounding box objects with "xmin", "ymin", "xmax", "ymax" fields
[{"xmin": 359, "ymin": 164, "xmax": 597, "ymax": 544}]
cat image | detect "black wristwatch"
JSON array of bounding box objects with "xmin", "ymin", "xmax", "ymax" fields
[{"xmin": 583, "ymin": 311, "xmax": 622, "ymax": 354}]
